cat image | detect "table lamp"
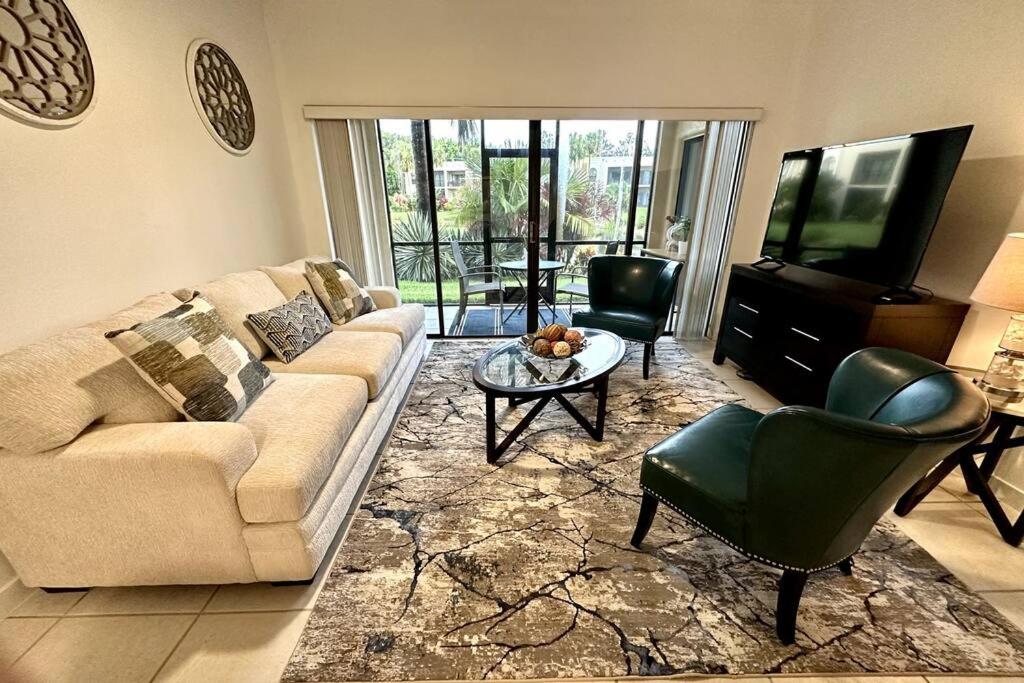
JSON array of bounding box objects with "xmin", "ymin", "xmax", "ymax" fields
[{"xmin": 971, "ymin": 232, "xmax": 1024, "ymax": 401}]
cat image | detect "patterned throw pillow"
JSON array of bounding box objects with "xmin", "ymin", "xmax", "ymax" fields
[
  {"xmin": 105, "ymin": 293, "xmax": 273, "ymax": 422},
  {"xmin": 304, "ymin": 260, "xmax": 377, "ymax": 325},
  {"xmin": 246, "ymin": 291, "xmax": 333, "ymax": 363}
]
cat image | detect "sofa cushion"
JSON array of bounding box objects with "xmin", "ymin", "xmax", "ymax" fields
[
  {"xmin": 335, "ymin": 304, "xmax": 425, "ymax": 346},
  {"xmin": 196, "ymin": 271, "xmax": 287, "ymax": 358},
  {"xmin": 106, "ymin": 294, "xmax": 274, "ymax": 423},
  {"xmin": 260, "ymin": 256, "xmax": 329, "ymax": 301},
  {"xmin": 305, "ymin": 260, "xmax": 377, "ymax": 324},
  {"xmin": 236, "ymin": 373, "xmax": 368, "ymax": 523},
  {"xmin": 572, "ymin": 306, "xmax": 664, "ymax": 344},
  {"xmin": 0, "ymin": 293, "xmax": 184, "ymax": 454},
  {"xmin": 263, "ymin": 330, "xmax": 401, "ymax": 400},
  {"xmin": 365, "ymin": 286, "xmax": 401, "ymax": 310},
  {"xmin": 247, "ymin": 292, "xmax": 333, "ymax": 364}
]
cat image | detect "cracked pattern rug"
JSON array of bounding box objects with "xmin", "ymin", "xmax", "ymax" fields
[{"xmin": 284, "ymin": 339, "xmax": 1024, "ymax": 680}]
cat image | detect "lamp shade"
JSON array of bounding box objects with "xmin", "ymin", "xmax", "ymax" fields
[{"xmin": 971, "ymin": 233, "xmax": 1024, "ymax": 312}]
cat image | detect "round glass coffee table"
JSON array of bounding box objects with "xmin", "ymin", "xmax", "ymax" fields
[{"xmin": 472, "ymin": 328, "xmax": 626, "ymax": 463}]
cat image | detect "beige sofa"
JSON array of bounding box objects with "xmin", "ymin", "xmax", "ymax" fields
[{"xmin": 0, "ymin": 257, "xmax": 426, "ymax": 587}]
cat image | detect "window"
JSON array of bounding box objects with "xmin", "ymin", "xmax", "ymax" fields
[
  {"xmin": 851, "ymin": 150, "xmax": 900, "ymax": 185},
  {"xmin": 375, "ymin": 118, "xmax": 722, "ymax": 337}
]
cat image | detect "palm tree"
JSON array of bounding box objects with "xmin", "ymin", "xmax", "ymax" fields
[
  {"xmin": 454, "ymin": 120, "xmax": 479, "ymax": 145},
  {"xmin": 410, "ymin": 121, "xmax": 431, "ymax": 216},
  {"xmin": 450, "ymin": 160, "xmax": 613, "ymax": 247}
]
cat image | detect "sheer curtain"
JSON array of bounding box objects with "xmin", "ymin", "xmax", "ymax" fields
[
  {"xmin": 674, "ymin": 120, "xmax": 753, "ymax": 339},
  {"xmin": 348, "ymin": 120, "xmax": 396, "ymax": 286},
  {"xmin": 312, "ymin": 119, "xmax": 396, "ymax": 286}
]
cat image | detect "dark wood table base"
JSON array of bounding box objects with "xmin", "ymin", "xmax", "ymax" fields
[
  {"xmin": 484, "ymin": 377, "xmax": 609, "ymax": 463},
  {"xmin": 895, "ymin": 411, "xmax": 1024, "ymax": 546}
]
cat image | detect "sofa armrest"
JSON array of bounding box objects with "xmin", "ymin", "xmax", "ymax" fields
[
  {"xmin": 366, "ymin": 286, "xmax": 401, "ymax": 309},
  {"xmin": 0, "ymin": 422, "xmax": 261, "ymax": 587}
]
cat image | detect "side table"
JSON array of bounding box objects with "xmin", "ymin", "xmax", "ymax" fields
[{"xmin": 894, "ymin": 369, "xmax": 1024, "ymax": 546}]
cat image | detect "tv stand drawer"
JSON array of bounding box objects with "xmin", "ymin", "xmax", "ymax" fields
[{"xmin": 712, "ymin": 264, "xmax": 969, "ymax": 407}]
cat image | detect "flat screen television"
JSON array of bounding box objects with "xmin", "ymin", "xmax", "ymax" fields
[{"xmin": 760, "ymin": 125, "xmax": 972, "ymax": 290}]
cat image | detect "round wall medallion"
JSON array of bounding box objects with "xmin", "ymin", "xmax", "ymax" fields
[
  {"xmin": 0, "ymin": 0, "xmax": 95, "ymax": 127},
  {"xmin": 186, "ymin": 39, "xmax": 254, "ymax": 155}
]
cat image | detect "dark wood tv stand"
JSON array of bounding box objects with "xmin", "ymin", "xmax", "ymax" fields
[{"xmin": 713, "ymin": 264, "xmax": 969, "ymax": 407}]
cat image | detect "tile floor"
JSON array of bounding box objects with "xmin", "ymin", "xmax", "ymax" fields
[{"xmin": 0, "ymin": 339, "xmax": 1022, "ymax": 682}]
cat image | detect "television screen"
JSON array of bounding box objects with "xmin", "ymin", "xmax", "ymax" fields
[{"xmin": 761, "ymin": 125, "xmax": 972, "ymax": 289}]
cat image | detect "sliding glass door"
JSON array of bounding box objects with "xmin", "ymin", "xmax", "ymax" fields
[{"xmin": 378, "ymin": 118, "xmax": 664, "ymax": 338}]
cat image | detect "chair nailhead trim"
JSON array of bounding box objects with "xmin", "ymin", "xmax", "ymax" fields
[{"xmin": 640, "ymin": 487, "xmax": 851, "ymax": 574}]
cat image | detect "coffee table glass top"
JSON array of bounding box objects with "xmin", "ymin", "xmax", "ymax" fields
[{"xmin": 473, "ymin": 328, "xmax": 625, "ymax": 393}]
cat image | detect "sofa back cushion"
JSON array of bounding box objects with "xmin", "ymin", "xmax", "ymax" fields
[
  {"xmin": 0, "ymin": 293, "xmax": 183, "ymax": 454},
  {"xmin": 195, "ymin": 271, "xmax": 287, "ymax": 358},
  {"xmin": 260, "ymin": 256, "xmax": 329, "ymax": 301}
]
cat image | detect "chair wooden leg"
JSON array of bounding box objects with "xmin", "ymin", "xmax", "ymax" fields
[
  {"xmin": 776, "ymin": 570, "xmax": 807, "ymax": 644},
  {"xmin": 651, "ymin": 341, "xmax": 656, "ymax": 357},
  {"xmin": 630, "ymin": 492, "xmax": 659, "ymax": 547},
  {"xmin": 642, "ymin": 343, "xmax": 652, "ymax": 379},
  {"xmin": 838, "ymin": 557, "xmax": 853, "ymax": 576}
]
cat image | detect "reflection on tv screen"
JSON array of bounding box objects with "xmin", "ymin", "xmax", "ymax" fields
[
  {"xmin": 758, "ymin": 125, "xmax": 971, "ymax": 289},
  {"xmin": 798, "ymin": 139, "xmax": 911, "ymax": 271}
]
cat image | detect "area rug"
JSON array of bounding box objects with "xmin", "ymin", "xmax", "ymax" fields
[{"xmin": 284, "ymin": 339, "xmax": 1024, "ymax": 680}]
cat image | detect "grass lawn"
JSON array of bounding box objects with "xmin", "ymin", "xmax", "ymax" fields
[
  {"xmin": 400, "ymin": 278, "xmax": 587, "ymax": 307},
  {"xmin": 399, "ymin": 279, "xmax": 460, "ymax": 304}
]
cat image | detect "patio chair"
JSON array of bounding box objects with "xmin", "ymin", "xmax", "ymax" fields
[
  {"xmin": 451, "ymin": 240, "xmax": 505, "ymax": 335},
  {"xmin": 555, "ymin": 241, "xmax": 619, "ymax": 318}
]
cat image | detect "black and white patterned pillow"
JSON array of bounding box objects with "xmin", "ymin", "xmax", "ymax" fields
[
  {"xmin": 246, "ymin": 291, "xmax": 333, "ymax": 363},
  {"xmin": 106, "ymin": 293, "xmax": 273, "ymax": 422},
  {"xmin": 304, "ymin": 260, "xmax": 376, "ymax": 324}
]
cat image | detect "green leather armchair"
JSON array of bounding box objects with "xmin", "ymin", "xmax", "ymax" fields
[
  {"xmin": 572, "ymin": 255, "xmax": 681, "ymax": 379},
  {"xmin": 630, "ymin": 347, "xmax": 990, "ymax": 644}
]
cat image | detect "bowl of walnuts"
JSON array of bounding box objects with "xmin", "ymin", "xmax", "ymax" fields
[{"xmin": 520, "ymin": 324, "xmax": 588, "ymax": 360}]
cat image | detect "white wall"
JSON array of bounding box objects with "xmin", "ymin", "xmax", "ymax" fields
[
  {"xmin": 769, "ymin": 0, "xmax": 1024, "ymax": 371},
  {"xmin": 0, "ymin": 0, "xmax": 303, "ymax": 354},
  {"xmin": 261, "ymin": 0, "xmax": 1024, "ymax": 371},
  {"xmin": 261, "ymin": 0, "xmax": 816, "ymax": 267}
]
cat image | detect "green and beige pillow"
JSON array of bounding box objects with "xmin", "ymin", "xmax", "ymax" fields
[
  {"xmin": 304, "ymin": 260, "xmax": 376, "ymax": 325},
  {"xmin": 106, "ymin": 293, "xmax": 273, "ymax": 422},
  {"xmin": 247, "ymin": 291, "xmax": 333, "ymax": 364}
]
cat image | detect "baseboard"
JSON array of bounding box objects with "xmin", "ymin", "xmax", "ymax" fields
[{"xmin": 0, "ymin": 575, "xmax": 33, "ymax": 619}]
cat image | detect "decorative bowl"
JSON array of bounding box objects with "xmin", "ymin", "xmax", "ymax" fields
[{"xmin": 519, "ymin": 333, "xmax": 588, "ymax": 361}]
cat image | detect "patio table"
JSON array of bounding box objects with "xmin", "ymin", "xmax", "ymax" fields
[{"xmin": 497, "ymin": 259, "xmax": 566, "ymax": 327}]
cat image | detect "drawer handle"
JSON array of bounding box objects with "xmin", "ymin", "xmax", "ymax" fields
[
  {"xmin": 790, "ymin": 327, "xmax": 821, "ymax": 342},
  {"xmin": 784, "ymin": 355, "xmax": 814, "ymax": 372},
  {"xmin": 738, "ymin": 303, "xmax": 759, "ymax": 314},
  {"xmin": 732, "ymin": 326, "xmax": 753, "ymax": 339}
]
